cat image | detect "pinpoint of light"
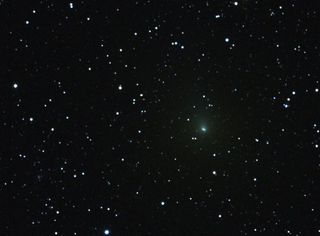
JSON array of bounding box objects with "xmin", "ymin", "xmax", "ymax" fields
[
  {"xmin": 201, "ymin": 127, "xmax": 207, "ymax": 132},
  {"xmin": 104, "ymin": 229, "xmax": 110, "ymax": 235}
]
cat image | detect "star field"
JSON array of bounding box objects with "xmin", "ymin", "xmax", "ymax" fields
[{"xmin": 4, "ymin": 0, "xmax": 320, "ymax": 235}]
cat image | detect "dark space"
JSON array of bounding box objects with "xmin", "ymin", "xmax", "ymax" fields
[{"xmin": 3, "ymin": 0, "xmax": 320, "ymax": 235}]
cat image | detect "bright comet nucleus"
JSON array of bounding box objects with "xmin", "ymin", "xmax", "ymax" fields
[{"xmin": 201, "ymin": 127, "xmax": 207, "ymax": 132}]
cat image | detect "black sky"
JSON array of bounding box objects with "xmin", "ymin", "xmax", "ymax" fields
[{"xmin": 4, "ymin": 0, "xmax": 320, "ymax": 235}]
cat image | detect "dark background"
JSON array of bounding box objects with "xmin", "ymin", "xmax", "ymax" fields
[{"xmin": 3, "ymin": 0, "xmax": 320, "ymax": 235}]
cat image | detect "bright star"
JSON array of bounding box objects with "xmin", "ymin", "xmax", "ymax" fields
[
  {"xmin": 201, "ymin": 127, "xmax": 207, "ymax": 132},
  {"xmin": 104, "ymin": 229, "xmax": 110, "ymax": 235}
]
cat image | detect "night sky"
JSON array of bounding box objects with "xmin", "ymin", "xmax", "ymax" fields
[{"xmin": 4, "ymin": 0, "xmax": 320, "ymax": 235}]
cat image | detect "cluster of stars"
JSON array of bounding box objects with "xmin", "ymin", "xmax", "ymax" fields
[{"xmin": 6, "ymin": 1, "xmax": 320, "ymax": 235}]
